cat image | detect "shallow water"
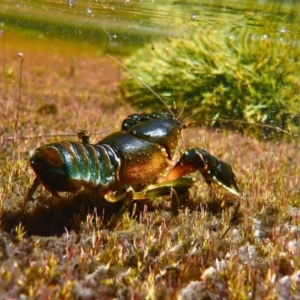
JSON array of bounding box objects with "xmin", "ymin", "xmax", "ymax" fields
[{"xmin": 1, "ymin": 0, "xmax": 300, "ymax": 53}]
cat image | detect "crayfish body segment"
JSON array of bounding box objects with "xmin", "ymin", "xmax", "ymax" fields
[
  {"xmin": 26, "ymin": 112, "xmax": 239, "ymax": 216},
  {"xmin": 29, "ymin": 142, "xmax": 118, "ymax": 196},
  {"xmin": 28, "ymin": 113, "xmax": 183, "ymax": 199}
]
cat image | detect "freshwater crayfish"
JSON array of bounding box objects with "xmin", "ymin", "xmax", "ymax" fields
[{"xmin": 25, "ymin": 56, "xmax": 240, "ymax": 225}]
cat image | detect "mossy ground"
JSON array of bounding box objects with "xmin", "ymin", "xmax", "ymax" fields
[{"xmin": 0, "ymin": 31, "xmax": 300, "ymax": 299}]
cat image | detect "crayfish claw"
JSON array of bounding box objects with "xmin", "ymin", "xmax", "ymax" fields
[{"xmin": 166, "ymin": 148, "xmax": 239, "ymax": 196}]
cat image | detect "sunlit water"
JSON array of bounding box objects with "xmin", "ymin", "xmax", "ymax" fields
[{"xmin": 1, "ymin": 0, "xmax": 300, "ymax": 52}]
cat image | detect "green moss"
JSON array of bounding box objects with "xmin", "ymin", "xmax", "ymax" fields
[{"xmin": 120, "ymin": 27, "xmax": 300, "ymax": 139}]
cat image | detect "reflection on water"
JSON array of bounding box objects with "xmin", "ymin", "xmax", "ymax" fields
[{"xmin": 0, "ymin": 0, "xmax": 299, "ymax": 52}]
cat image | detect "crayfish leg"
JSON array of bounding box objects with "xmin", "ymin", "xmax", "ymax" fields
[
  {"xmin": 133, "ymin": 179, "xmax": 194, "ymax": 215},
  {"xmin": 106, "ymin": 187, "xmax": 134, "ymax": 229},
  {"xmin": 25, "ymin": 177, "xmax": 41, "ymax": 203},
  {"xmin": 77, "ymin": 130, "xmax": 90, "ymax": 144},
  {"xmin": 170, "ymin": 187, "xmax": 181, "ymax": 216},
  {"xmin": 220, "ymin": 201, "xmax": 241, "ymax": 239},
  {"xmin": 23, "ymin": 177, "xmax": 42, "ymax": 214},
  {"xmin": 24, "ymin": 176, "xmax": 62, "ymax": 211}
]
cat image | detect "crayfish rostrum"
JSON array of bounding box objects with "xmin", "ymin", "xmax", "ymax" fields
[{"xmin": 25, "ymin": 58, "xmax": 240, "ymax": 226}]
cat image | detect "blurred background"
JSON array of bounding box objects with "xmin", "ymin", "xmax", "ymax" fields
[{"xmin": 1, "ymin": 0, "xmax": 300, "ymax": 139}]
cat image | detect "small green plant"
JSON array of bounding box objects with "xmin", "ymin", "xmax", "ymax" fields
[
  {"xmin": 15, "ymin": 222, "xmax": 26, "ymax": 241},
  {"xmin": 120, "ymin": 27, "xmax": 300, "ymax": 139}
]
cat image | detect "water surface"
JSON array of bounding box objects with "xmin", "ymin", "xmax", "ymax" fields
[{"xmin": 1, "ymin": 0, "xmax": 299, "ymax": 54}]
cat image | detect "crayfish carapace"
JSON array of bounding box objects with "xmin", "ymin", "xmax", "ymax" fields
[{"xmin": 25, "ymin": 56, "xmax": 239, "ymax": 226}]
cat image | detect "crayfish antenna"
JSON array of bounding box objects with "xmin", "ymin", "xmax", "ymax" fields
[
  {"xmin": 106, "ymin": 54, "xmax": 175, "ymax": 119},
  {"xmin": 183, "ymin": 117, "xmax": 295, "ymax": 137},
  {"xmin": 176, "ymin": 101, "xmax": 187, "ymax": 121}
]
